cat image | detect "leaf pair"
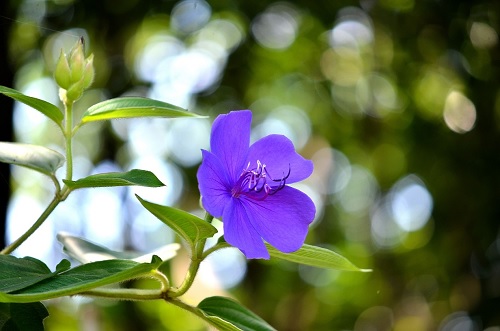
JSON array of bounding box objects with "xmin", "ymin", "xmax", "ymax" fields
[{"xmin": 1, "ymin": 85, "xmax": 203, "ymax": 130}]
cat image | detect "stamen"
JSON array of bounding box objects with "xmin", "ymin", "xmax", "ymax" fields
[{"xmin": 231, "ymin": 161, "xmax": 291, "ymax": 200}]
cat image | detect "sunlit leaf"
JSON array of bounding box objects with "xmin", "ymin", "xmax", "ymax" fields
[
  {"xmin": 63, "ymin": 169, "xmax": 164, "ymax": 189},
  {"xmin": 266, "ymin": 244, "xmax": 370, "ymax": 272},
  {"xmin": 0, "ymin": 302, "xmax": 48, "ymax": 331},
  {"xmin": 0, "ymin": 255, "xmax": 69, "ymax": 293},
  {"xmin": 57, "ymin": 232, "xmax": 180, "ymax": 264},
  {"xmin": 0, "ymin": 142, "xmax": 65, "ymax": 176},
  {"xmin": 198, "ymin": 296, "xmax": 276, "ymax": 331},
  {"xmin": 80, "ymin": 97, "xmax": 204, "ymax": 124},
  {"xmin": 0, "ymin": 258, "xmax": 162, "ymax": 303},
  {"xmin": 136, "ymin": 195, "xmax": 217, "ymax": 249},
  {"xmin": 0, "ymin": 85, "xmax": 63, "ymax": 129}
]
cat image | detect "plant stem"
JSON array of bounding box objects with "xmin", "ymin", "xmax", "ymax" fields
[
  {"xmin": 64, "ymin": 100, "xmax": 74, "ymax": 181},
  {"xmin": 168, "ymin": 212, "xmax": 214, "ymax": 298},
  {"xmin": 0, "ymin": 194, "xmax": 62, "ymax": 254},
  {"xmin": 80, "ymin": 288, "xmax": 163, "ymax": 301},
  {"xmin": 151, "ymin": 269, "xmax": 170, "ymax": 291},
  {"xmin": 0, "ymin": 99, "xmax": 75, "ymax": 254},
  {"xmin": 202, "ymin": 241, "xmax": 232, "ymax": 260},
  {"xmin": 168, "ymin": 255, "xmax": 202, "ymax": 298},
  {"xmin": 166, "ymin": 297, "xmax": 206, "ymax": 319}
]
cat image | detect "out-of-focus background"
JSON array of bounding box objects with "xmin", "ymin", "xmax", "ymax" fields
[{"xmin": 1, "ymin": 0, "xmax": 500, "ymax": 330}]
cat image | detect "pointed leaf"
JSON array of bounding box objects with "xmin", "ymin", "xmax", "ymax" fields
[
  {"xmin": 0, "ymin": 302, "xmax": 48, "ymax": 331},
  {"xmin": 0, "ymin": 255, "xmax": 69, "ymax": 293},
  {"xmin": 198, "ymin": 296, "xmax": 276, "ymax": 331},
  {"xmin": 0, "ymin": 142, "xmax": 65, "ymax": 176},
  {"xmin": 266, "ymin": 244, "xmax": 370, "ymax": 272},
  {"xmin": 63, "ymin": 169, "xmax": 164, "ymax": 189},
  {"xmin": 0, "ymin": 258, "xmax": 162, "ymax": 303},
  {"xmin": 0, "ymin": 85, "xmax": 63, "ymax": 128},
  {"xmin": 136, "ymin": 195, "xmax": 217, "ymax": 249},
  {"xmin": 57, "ymin": 232, "xmax": 180, "ymax": 264},
  {"xmin": 81, "ymin": 97, "xmax": 204, "ymax": 124}
]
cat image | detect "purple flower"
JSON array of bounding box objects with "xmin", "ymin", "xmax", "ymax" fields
[{"xmin": 197, "ymin": 110, "xmax": 316, "ymax": 259}]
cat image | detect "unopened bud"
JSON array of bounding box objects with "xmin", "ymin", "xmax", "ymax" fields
[
  {"xmin": 54, "ymin": 50, "xmax": 72, "ymax": 89},
  {"xmin": 55, "ymin": 38, "xmax": 95, "ymax": 103},
  {"xmin": 66, "ymin": 76, "xmax": 86, "ymax": 101},
  {"xmin": 68, "ymin": 39, "xmax": 85, "ymax": 84}
]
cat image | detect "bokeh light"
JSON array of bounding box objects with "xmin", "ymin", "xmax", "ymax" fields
[
  {"xmin": 2, "ymin": 0, "xmax": 500, "ymax": 329},
  {"xmin": 251, "ymin": 3, "xmax": 300, "ymax": 50}
]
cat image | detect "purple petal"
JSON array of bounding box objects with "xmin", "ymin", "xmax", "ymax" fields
[
  {"xmin": 246, "ymin": 134, "xmax": 313, "ymax": 184},
  {"xmin": 241, "ymin": 186, "xmax": 315, "ymax": 253},
  {"xmin": 210, "ymin": 110, "xmax": 252, "ymax": 181},
  {"xmin": 223, "ymin": 198, "xmax": 270, "ymax": 259},
  {"xmin": 197, "ymin": 150, "xmax": 232, "ymax": 218}
]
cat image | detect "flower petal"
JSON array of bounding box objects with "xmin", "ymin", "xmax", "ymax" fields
[
  {"xmin": 241, "ymin": 186, "xmax": 315, "ymax": 253},
  {"xmin": 197, "ymin": 150, "xmax": 232, "ymax": 217},
  {"xmin": 211, "ymin": 110, "xmax": 252, "ymax": 181},
  {"xmin": 223, "ymin": 198, "xmax": 270, "ymax": 259},
  {"xmin": 246, "ymin": 134, "xmax": 313, "ymax": 184}
]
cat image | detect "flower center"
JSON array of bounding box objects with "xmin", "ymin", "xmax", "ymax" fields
[{"xmin": 231, "ymin": 160, "xmax": 290, "ymax": 199}]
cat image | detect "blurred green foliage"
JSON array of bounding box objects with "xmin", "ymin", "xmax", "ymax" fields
[{"xmin": 2, "ymin": 0, "xmax": 500, "ymax": 330}]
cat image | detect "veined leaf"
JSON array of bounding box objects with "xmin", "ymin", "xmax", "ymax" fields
[
  {"xmin": 198, "ymin": 296, "xmax": 276, "ymax": 331},
  {"xmin": 197, "ymin": 312, "xmax": 243, "ymax": 331},
  {"xmin": 80, "ymin": 97, "xmax": 204, "ymax": 124},
  {"xmin": 0, "ymin": 302, "xmax": 48, "ymax": 331},
  {"xmin": 0, "ymin": 256, "xmax": 69, "ymax": 294},
  {"xmin": 266, "ymin": 244, "xmax": 370, "ymax": 272},
  {"xmin": 63, "ymin": 169, "xmax": 164, "ymax": 189},
  {"xmin": 0, "ymin": 258, "xmax": 162, "ymax": 303},
  {"xmin": 0, "ymin": 142, "xmax": 65, "ymax": 176},
  {"xmin": 0, "ymin": 85, "xmax": 63, "ymax": 129},
  {"xmin": 136, "ymin": 195, "xmax": 217, "ymax": 250},
  {"xmin": 57, "ymin": 232, "xmax": 180, "ymax": 264}
]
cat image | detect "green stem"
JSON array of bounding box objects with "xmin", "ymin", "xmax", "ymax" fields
[
  {"xmin": 151, "ymin": 269, "xmax": 170, "ymax": 291},
  {"xmin": 64, "ymin": 100, "xmax": 74, "ymax": 181},
  {"xmin": 168, "ymin": 256, "xmax": 202, "ymax": 298},
  {"xmin": 50, "ymin": 173, "xmax": 62, "ymax": 194},
  {"xmin": 169, "ymin": 212, "xmax": 214, "ymax": 298},
  {"xmin": 202, "ymin": 241, "xmax": 232, "ymax": 260},
  {"xmin": 1, "ymin": 194, "xmax": 62, "ymax": 254},
  {"xmin": 80, "ymin": 288, "xmax": 163, "ymax": 301},
  {"xmin": 166, "ymin": 298, "xmax": 206, "ymax": 320},
  {"xmin": 1, "ymin": 96, "xmax": 76, "ymax": 254}
]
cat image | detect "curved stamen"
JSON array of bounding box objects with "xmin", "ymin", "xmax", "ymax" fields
[{"xmin": 231, "ymin": 161, "xmax": 291, "ymax": 200}]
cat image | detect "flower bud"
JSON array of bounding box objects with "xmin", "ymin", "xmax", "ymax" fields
[
  {"xmin": 66, "ymin": 75, "xmax": 86, "ymax": 101},
  {"xmin": 68, "ymin": 38, "xmax": 85, "ymax": 84},
  {"xmin": 54, "ymin": 50, "xmax": 71, "ymax": 89},
  {"xmin": 55, "ymin": 38, "xmax": 95, "ymax": 103}
]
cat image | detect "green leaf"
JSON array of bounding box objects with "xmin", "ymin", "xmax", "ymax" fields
[
  {"xmin": 198, "ymin": 296, "xmax": 276, "ymax": 331},
  {"xmin": 0, "ymin": 86, "xmax": 63, "ymax": 129},
  {"xmin": 0, "ymin": 255, "xmax": 69, "ymax": 293},
  {"xmin": 136, "ymin": 195, "xmax": 217, "ymax": 250},
  {"xmin": 196, "ymin": 312, "xmax": 243, "ymax": 331},
  {"xmin": 63, "ymin": 169, "xmax": 164, "ymax": 189},
  {"xmin": 0, "ymin": 302, "xmax": 48, "ymax": 331},
  {"xmin": 0, "ymin": 142, "xmax": 65, "ymax": 177},
  {"xmin": 57, "ymin": 232, "xmax": 180, "ymax": 264},
  {"xmin": 266, "ymin": 244, "xmax": 370, "ymax": 272},
  {"xmin": 80, "ymin": 97, "xmax": 204, "ymax": 124},
  {"xmin": 0, "ymin": 258, "xmax": 162, "ymax": 303}
]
